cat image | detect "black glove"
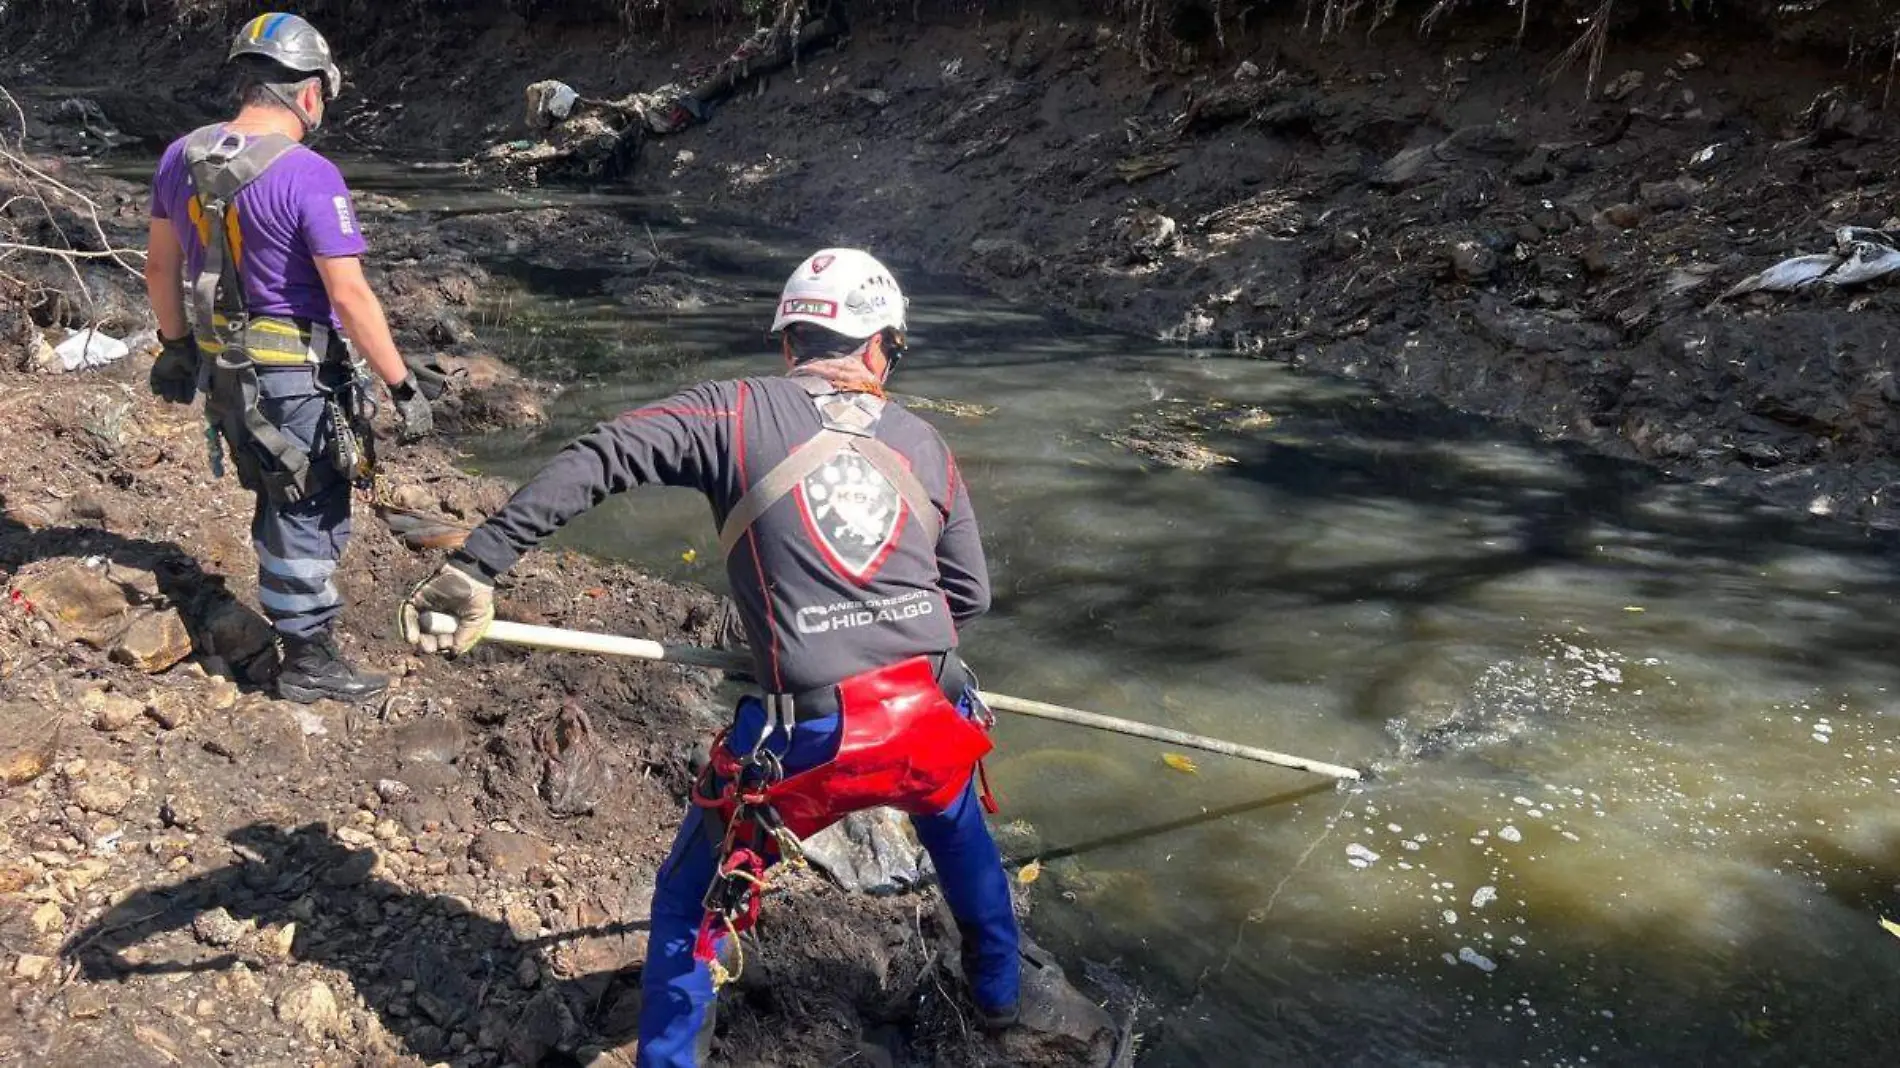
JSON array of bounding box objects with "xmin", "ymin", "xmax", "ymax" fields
[
  {"xmin": 391, "ymin": 375, "xmax": 434, "ymax": 443},
  {"xmin": 149, "ymin": 333, "xmax": 200, "ymax": 404},
  {"xmin": 402, "ymin": 352, "xmax": 456, "ymax": 401}
]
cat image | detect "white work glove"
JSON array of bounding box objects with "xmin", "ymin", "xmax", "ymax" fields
[{"xmin": 398, "ymin": 561, "xmax": 494, "ymax": 655}]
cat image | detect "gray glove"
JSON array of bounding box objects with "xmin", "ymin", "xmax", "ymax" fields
[
  {"xmin": 149, "ymin": 333, "xmax": 200, "ymax": 404},
  {"xmin": 398, "ymin": 560, "xmax": 494, "ymax": 655},
  {"xmin": 391, "ymin": 374, "xmax": 434, "ymax": 443}
]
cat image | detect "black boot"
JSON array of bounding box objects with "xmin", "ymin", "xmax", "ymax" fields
[{"xmin": 276, "ymin": 633, "xmax": 388, "ymax": 704}]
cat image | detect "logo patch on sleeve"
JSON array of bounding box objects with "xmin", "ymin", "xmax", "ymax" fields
[{"xmin": 332, "ymin": 195, "xmax": 356, "ymax": 236}]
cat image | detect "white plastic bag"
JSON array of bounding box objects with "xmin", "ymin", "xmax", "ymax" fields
[{"xmin": 55, "ymin": 327, "xmax": 129, "ymax": 371}]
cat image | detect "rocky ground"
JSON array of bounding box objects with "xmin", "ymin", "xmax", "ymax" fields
[{"xmin": 0, "ymin": 106, "xmax": 1128, "ymax": 1068}]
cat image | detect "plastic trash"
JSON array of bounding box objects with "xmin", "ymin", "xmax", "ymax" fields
[
  {"xmin": 546, "ymin": 83, "xmax": 578, "ymax": 122},
  {"xmin": 1828, "ymin": 229, "xmax": 1900, "ymax": 287},
  {"xmin": 523, "ymin": 79, "xmax": 580, "ymax": 130},
  {"xmin": 1719, "ymin": 226, "xmax": 1900, "ymax": 301},
  {"xmin": 54, "ymin": 327, "xmax": 129, "ymax": 371}
]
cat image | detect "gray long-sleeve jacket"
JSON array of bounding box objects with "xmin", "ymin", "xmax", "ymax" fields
[{"xmin": 454, "ymin": 374, "xmax": 990, "ymax": 693}]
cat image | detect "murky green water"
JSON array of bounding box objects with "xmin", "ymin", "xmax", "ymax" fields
[{"xmin": 200, "ymin": 156, "xmax": 1900, "ymax": 1064}]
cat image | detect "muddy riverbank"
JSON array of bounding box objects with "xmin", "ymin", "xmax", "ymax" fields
[{"xmin": 7, "ymin": 2, "xmax": 1898, "ymax": 527}]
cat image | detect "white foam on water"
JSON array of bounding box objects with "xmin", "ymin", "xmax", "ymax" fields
[
  {"xmin": 1457, "ymin": 946, "xmax": 1498, "ymax": 972},
  {"xmin": 1471, "ymin": 885, "xmax": 1498, "ymax": 909}
]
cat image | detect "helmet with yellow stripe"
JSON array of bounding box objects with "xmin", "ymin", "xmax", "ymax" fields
[{"xmin": 229, "ymin": 13, "xmax": 342, "ymax": 102}]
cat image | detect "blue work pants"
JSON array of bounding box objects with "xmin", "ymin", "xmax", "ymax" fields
[
  {"xmin": 248, "ymin": 368, "xmax": 350, "ymax": 640},
  {"xmin": 635, "ymin": 694, "xmax": 1019, "ymax": 1067}
]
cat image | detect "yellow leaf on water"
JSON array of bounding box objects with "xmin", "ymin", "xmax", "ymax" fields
[
  {"xmin": 681, "ymin": 548, "xmax": 698, "ymax": 564},
  {"xmin": 1881, "ymin": 916, "xmax": 1900, "ymax": 940},
  {"xmin": 1017, "ymin": 860, "xmax": 1042, "ymax": 885},
  {"xmin": 1622, "ymin": 606, "xmax": 1646, "ymax": 613},
  {"xmin": 1162, "ymin": 753, "xmax": 1199, "ymax": 774}
]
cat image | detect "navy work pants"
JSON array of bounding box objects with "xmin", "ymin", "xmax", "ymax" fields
[
  {"xmin": 636, "ymin": 692, "xmax": 1020, "ymax": 1067},
  {"xmin": 249, "ymin": 368, "xmax": 350, "ymax": 641}
]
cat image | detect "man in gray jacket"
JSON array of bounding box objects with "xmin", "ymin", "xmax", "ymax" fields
[{"xmin": 401, "ymin": 249, "xmax": 1019, "ymax": 1065}]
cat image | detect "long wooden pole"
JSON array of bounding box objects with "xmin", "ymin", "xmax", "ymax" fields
[{"xmin": 422, "ymin": 614, "xmax": 1363, "ymax": 781}]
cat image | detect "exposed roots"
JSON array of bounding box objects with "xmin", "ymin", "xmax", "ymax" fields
[{"xmin": 1544, "ymin": 0, "xmax": 1617, "ymax": 101}]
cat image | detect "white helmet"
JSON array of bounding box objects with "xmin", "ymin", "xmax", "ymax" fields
[{"xmin": 771, "ymin": 248, "xmax": 907, "ymax": 340}]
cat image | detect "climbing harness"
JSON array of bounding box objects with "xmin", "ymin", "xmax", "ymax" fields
[
  {"xmin": 687, "ymin": 656, "xmax": 997, "ymax": 988},
  {"xmin": 715, "ymin": 376, "xmax": 944, "ymax": 558},
  {"xmin": 182, "ymin": 124, "xmax": 365, "ymax": 505},
  {"xmin": 687, "ymin": 692, "xmax": 809, "ymax": 989}
]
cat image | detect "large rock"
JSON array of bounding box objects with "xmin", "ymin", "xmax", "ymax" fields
[
  {"xmin": 970, "ymin": 238, "xmax": 1039, "ymax": 279},
  {"xmin": 505, "ymin": 988, "xmax": 578, "ymax": 1065},
  {"xmin": 81, "ymin": 687, "xmax": 146, "ymax": 732},
  {"xmin": 524, "ymin": 80, "xmax": 580, "ymax": 130},
  {"xmin": 275, "ymin": 979, "xmax": 345, "ymax": 1040},
  {"xmin": 393, "ymin": 718, "xmax": 468, "ymax": 765},
  {"xmin": 11, "ymin": 561, "xmax": 137, "ymax": 646},
  {"xmin": 802, "ymin": 808, "xmax": 929, "ymax": 895},
  {"xmin": 0, "ymin": 701, "xmax": 58, "ymax": 787},
  {"xmin": 191, "ymin": 907, "xmax": 253, "ymax": 948},
  {"xmin": 110, "ymin": 608, "xmax": 193, "ymax": 673},
  {"xmin": 469, "ymin": 829, "xmax": 551, "ymax": 878},
  {"xmin": 72, "ymin": 764, "xmax": 132, "ymax": 814},
  {"xmin": 1371, "ymin": 124, "xmax": 1524, "ymax": 190}
]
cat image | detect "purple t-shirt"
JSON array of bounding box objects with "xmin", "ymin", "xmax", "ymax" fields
[{"xmin": 149, "ymin": 128, "xmax": 368, "ymax": 325}]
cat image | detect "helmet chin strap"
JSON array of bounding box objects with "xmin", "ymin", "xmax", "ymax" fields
[
  {"xmin": 264, "ymin": 82, "xmax": 321, "ymax": 135},
  {"xmin": 863, "ymin": 331, "xmax": 904, "ymax": 385},
  {"xmin": 870, "ymin": 328, "xmax": 906, "ymax": 380}
]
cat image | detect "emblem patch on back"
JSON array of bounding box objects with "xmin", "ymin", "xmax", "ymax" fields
[{"xmin": 796, "ymin": 449, "xmax": 905, "ymax": 581}]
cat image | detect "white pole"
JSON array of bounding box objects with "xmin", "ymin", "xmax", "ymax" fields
[{"xmin": 421, "ymin": 613, "xmax": 1362, "ymax": 781}]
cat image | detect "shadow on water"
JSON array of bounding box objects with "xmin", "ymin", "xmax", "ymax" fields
[{"xmin": 978, "ymin": 380, "xmax": 1900, "ymax": 691}]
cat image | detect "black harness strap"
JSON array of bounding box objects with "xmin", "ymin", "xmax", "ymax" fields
[{"xmin": 181, "ymin": 125, "xmax": 317, "ymax": 503}]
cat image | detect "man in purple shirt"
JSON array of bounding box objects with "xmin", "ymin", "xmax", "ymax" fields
[{"xmin": 144, "ymin": 13, "xmax": 433, "ymax": 702}]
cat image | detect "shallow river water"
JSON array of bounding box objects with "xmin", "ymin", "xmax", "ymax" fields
[{"xmin": 315, "ymin": 164, "xmax": 1900, "ymax": 1066}]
